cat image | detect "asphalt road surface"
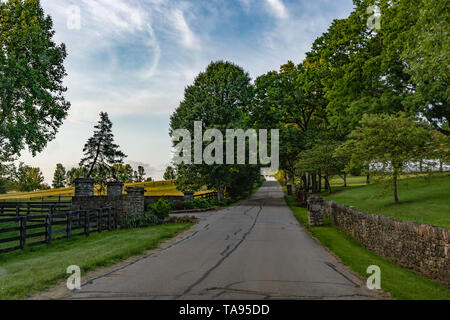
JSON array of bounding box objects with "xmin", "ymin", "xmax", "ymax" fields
[{"xmin": 68, "ymin": 181, "xmax": 381, "ymax": 300}]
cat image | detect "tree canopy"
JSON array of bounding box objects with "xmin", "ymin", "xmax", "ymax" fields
[{"xmin": 0, "ymin": 0, "xmax": 70, "ymax": 160}]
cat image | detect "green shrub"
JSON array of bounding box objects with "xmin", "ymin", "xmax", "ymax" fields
[
  {"xmin": 185, "ymin": 200, "xmax": 194, "ymax": 209},
  {"xmin": 122, "ymin": 213, "xmax": 160, "ymax": 229},
  {"xmin": 148, "ymin": 199, "xmax": 172, "ymax": 220},
  {"xmin": 193, "ymin": 198, "xmax": 210, "ymax": 209}
]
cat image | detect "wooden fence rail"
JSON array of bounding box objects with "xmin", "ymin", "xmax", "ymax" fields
[
  {"xmin": 0, "ymin": 202, "xmax": 72, "ymax": 217},
  {"xmin": 194, "ymin": 192, "xmax": 218, "ymax": 200},
  {"xmin": 0, "ymin": 208, "xmax": 116, "ymax": 254}
]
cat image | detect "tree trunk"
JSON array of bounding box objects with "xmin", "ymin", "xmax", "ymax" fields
[
  {"xmin": 325, "ymin": 171, "xmax": 332, "ymax": 194},
  {"xmin": 343, "ymin": 173, "xmax": 347, "ymax": 187},
  {"xmin": 318, "ymin": 170, "xmax": 322, "ymax": 192},
  {"xmin": 440, "ymin": 159, "xmax": 443, "ymax": 172},
  {"xmin": 393, "ymin": 170, "xmax": 399, "ymax": 204},
  {"xmin": 217, "ymin": 181, "xmax": 224, "ymax": 201},
  {"xmin": 311, "ymin": 172, "xmax": 317, "ymax": 193},
  {"xmin": 419, "ymin": 159, "xmax": 423, "ymax": 173},
  {"xmin": 366, "ymin": 173, "xmax": 370, "ymax": 185},
  {"xmin": 301, "ymin": 174, "xmax": 307, "ymax": 191}
]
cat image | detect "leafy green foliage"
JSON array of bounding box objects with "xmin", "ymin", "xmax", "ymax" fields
[
  {"xmin": 401, "ymin": 0, "xmax": 449, "ymax": 135},
  {"xmin": 122, "ymin": 213, "xmax": 160, "ymax": 229},
  {"xmin": 170, "ymin": 61, "xmax": 259, "ymax": 200},
  {"xmin": 66, "ymin": 167, "xmax": 88, "ymax": 187},
  {"xmin": 148, "ymin": 199, "xmax": 172, "ymax": 220},
  {"xmin": 339, "ymin": 113, "xmax": 446, "ymax": 203},
  {"xmin": 0, "ymin": 0, "xmax": 70, "ymax": 159},
  {"xmin": 14, "ymin": 163, "xmax": 44, "ymax": 192}
]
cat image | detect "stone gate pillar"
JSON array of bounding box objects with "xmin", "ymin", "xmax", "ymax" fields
[
  {"xmin": 74, "ymin": 178, "xmax": 94, "ymax": 197},
  {"xmin": 307, "ymin": 196, "xmax": 324, "ymax": 227},
  {"xmin": 183, "ymin": 191, "xmax": 194, "ymax": 202},
  {"xmin": 107, "ymin": 182, "xmax": 124, "ymax": 196},
  {"xmin": 124, "ymin": 187, "xmax": 145, "ymax": 216}
]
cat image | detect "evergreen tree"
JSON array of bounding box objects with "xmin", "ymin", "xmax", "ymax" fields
[
  {"xmin": 163, "ymin": 166, "xmax": 176, "ymax": 180},
  {"xmin": 52, "ymin": 163, "xmax": 66, "ymax": 188},
  {"xmin": 79, "ymin": 112, "xmax": 127, "ymax": 188},
  {"xmin": 132, "ymin": 165, "xmax": 146, "ymax": 182}
]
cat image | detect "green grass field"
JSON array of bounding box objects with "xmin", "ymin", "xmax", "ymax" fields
[
  {"xmin": 284, "ymin": 194, "xmax": 450, "ymax": 300},
  {"xmin": 324, "ymin": 173, "xmax": 450, "ymax": 228},
  {"xmin": 0, "ymin": 223, "xmax": 192, "ymax": 300}
]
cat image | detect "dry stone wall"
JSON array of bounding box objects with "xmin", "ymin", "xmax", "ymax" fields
[{"xmin": 315, "ymin": 198, "xmax": 449, "ymax": 286}]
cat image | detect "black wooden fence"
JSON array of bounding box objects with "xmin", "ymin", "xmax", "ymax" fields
[
  {"xmin": 0, "ymin": 202, "xmax": 72, "ymax": 217},
  {"xmin": 0, "ymin": 208, "xmax": 116, "ymax": 254},
  {"xmin": 194, "ymin": 192, "xmax": 218, "ymax": 200}
]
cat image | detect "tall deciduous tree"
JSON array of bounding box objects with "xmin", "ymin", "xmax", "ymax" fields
[
  {"xmin": 52, "ymin": 163, "xmax": 66, "ymax": 188},
  {"xmin": 340, "ymin": 113, "xmax": 445, "ymax": 204},
  {"xmin": 401, "ymin": 0, "xmax": 449, "ymax": 135},
  {"xmin": 80, "ymin": 112, "xmax": 127, "ymax": 188},
  {"xmin": 67, "ymin": 167, "xmax": 88, "ymax": 187},
  {"xmin": 15, "ymin": 163, "xmax": 44, "ymax": 192},
  {"xmin": 0, "ymin": 0, "xmax": 70, "ymax": 160},
  {"xmin": 170, "ymin": 61, "xmax": 256, "ymax": 200}
]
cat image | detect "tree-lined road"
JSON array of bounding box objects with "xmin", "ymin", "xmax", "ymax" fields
[{"xmin": 68, "ymin": 181, "xmax": 380, "ymax": 300}]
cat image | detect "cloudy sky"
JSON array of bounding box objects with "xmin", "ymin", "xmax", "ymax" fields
[{"xmin": 20, "ymin": 0, "xmax": 354, "ymax": 182}]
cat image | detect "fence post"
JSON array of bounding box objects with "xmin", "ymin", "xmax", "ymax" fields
[
  {"xmin": 67, "ymin": 212, "xmax": 73, "ymax": 239},
  {"xmin": 46, "ymin": 214, "xmax": 53, "ymax": 244},
  {"xmin": 84, "ymin": 211, "xmax": 90, "ymax": 237},
  {"xmin": 98, "ymin": 209, "xmax": 102, "ymax": 233},
  {"xmin": 20, "ymin": 216, "xmax": 27, "ymax": 249},
  {"xmin": 107, "ymin": 209, "xmax": 112, "ymax": 231},
  {"xmin": 114, "ymin": 208, "xmax": 118, "ymax": 230},
  {"xmin": 16, "ymin": 205, "xmax": 19, "ymax": 217}
]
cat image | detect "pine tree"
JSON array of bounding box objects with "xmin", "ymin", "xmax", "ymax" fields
[
  {"xmin": 52, "ymin": 163, "xmax": 66, "ymax": 188},
  {"xmin": 163, "ymin": 166, "xmax": 176, "ymax": 180},
  {"xmin": 79, "ymin": 112, "xmax": 127, "ymax": 187},
  {"xmin": 133, "ymin": 166, "xmax": 146, "ymax": 182}
]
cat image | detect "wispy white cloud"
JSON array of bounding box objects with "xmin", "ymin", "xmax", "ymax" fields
[
  {"xmin": 170, "ymin": 8, "xmax": 200, "ymax": 49},
  {"xmin": 265, "ymin": 0, "xmax": 288, "ymax": 20}
]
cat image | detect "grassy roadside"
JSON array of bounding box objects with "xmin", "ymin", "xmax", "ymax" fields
[
  {"xmin": 284, "ymin": 193, "xmax": 450, "ymax": 300},
  {"xmin": 324, "ymin": 174, "xmax": 450, "ymax": 228},
  {"xmin": 0, "ymin": 223, "xmax": 192, "ymax": 300}
]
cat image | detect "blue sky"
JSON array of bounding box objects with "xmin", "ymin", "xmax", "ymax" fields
[{"xmin": 21, "ymin": 0, "xmax": 355, "ymax": 182}]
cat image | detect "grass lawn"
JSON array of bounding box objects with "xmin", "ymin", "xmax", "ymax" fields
[
  {"xmin": 284, "ymin": 194, "xmax": 450, "ymax": 300},
  {"xmin": 0, "ymin": 223, "xmax": 192, "ymax": 300},
  {"xmin": 324, "ymin": 173, "xmax": 450, "ymax": 228}
]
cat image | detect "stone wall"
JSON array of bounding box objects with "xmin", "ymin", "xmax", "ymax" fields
[
  {"xmin": 72, "ymin": 190, "xmax": 145, "ymax": 225},
  {"xmin": 144, "ymin": 195, "xmax": 184, "ymax": 209},
  {"xmin": 72, "ymin": 196, "xmax": 125, "ymax": 224},
  {"xmin": 315, "ymin": 198, "xmax": 449, "ymax": 286}
]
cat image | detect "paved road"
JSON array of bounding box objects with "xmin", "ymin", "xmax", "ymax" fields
[{"xmin": 69, "ymin": 181, "xmax": 380, "ymax": 300}]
